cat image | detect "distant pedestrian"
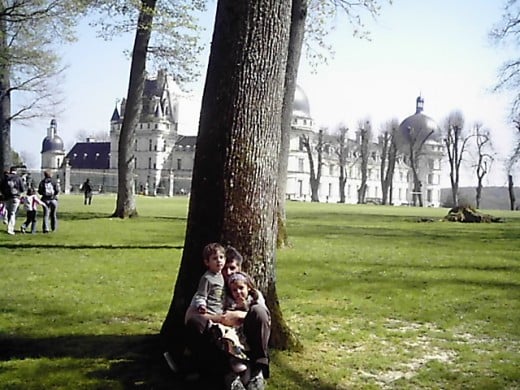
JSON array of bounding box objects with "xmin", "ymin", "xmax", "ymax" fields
[
  {"xmin": 38, "ymin": 171, "xmax": 59, "ymax": 233},
  {"xmin": 20, "ymin": 187, "xmax": 47, "ymax": 234},
  {"xmin": 81, "ymin": 178, "xmax": 93, "ymax": 205},
  {"xmin": 0, "ymin": 167, "xmax": 25, "ymax": 235}
]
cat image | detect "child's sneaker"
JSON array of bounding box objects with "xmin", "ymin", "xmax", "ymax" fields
[
  {"xmin": 247, "ymin": 370, "xmax": 264, "ymax": 390},
  {"xmin": 225, "ymin": 373, "xmax": 247, "ymax": 390}
]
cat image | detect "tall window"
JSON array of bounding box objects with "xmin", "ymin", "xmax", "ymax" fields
[
  {"xmin": 298, "ymin": 158, "xmax": 304, "ymax": 172},
  {"xmin": 149, "ymin": 139, "xmax": 152, "ymax": 151},
  {"xmin": 177, "ymin": 158, "xmax": 182, "ymax": 170},
  {"xmin": 148, "ymin": 157, "xmax": 152, "ymax": 169}
]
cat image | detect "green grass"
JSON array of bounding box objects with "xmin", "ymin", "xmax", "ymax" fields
[{"xmin": 1, "ymin": 195, "xmax": 519, "ymax": 389}]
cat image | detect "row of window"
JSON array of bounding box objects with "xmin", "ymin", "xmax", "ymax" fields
[
  {"xmin": 294, "ymin": 180, "xmax": 439, "ymax": 203},
  {"xmin": 71, "ymin": 152, "xmax": 107, "ymax": 160}
]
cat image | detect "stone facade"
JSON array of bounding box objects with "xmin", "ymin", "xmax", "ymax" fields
[{"xmin": 40, "ymin": 71, "xmax": 444, "ymax": 206}]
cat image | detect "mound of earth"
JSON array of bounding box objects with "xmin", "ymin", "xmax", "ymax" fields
[{"xmin": 443, "ymin": 206, "xmax": 503, "ymax": 223}]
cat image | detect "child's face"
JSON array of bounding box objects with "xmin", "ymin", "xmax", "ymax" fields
[
  {"xmin": 205, "ymin": 250, "xmax": 225, "ymax": 273},
  {"xmin": 223, "ymin": 259, "xmax": 241, "ymax": 282},
  {"xmin": 230, "ymin": 280, "xmax": 249, "ymax": 304}
]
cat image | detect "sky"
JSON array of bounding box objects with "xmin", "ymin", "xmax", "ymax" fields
[{"xmin": 11, "ymin": 0, "xmax": 517, "ymax": 187}]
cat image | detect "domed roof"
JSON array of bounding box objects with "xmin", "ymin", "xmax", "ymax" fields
[
  {"xmin": 397, "ymin": 96, "xmax": 440, "ymax": 151},
  {"xmin": 292, "ymin": 85, "xmax": 311, "ymax": 119},
  {"xmin": 42, "ymin": 135, "xmax": 64, "ymax": 153},
  {"xmin": 41, "ymin": 119, "xmax": 65, "ymax": 153}
]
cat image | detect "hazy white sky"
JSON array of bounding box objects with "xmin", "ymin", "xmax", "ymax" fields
[{"xmin": 11, "ymin": 0, "xmax": 516, "ymax": 186}]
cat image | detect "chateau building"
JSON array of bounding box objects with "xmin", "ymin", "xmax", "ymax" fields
[{"xmin": 40, "ymin": 70, "xmax": 443, "ymax": 206}]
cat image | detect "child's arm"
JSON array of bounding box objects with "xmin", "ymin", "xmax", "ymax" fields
[
  {"xmin": 35, "ymin": 197, "xmax": 47, "ymax": 208},
  {"xmin": 191, "ymin": 275, "xmax": 210, "ymax": 314}
]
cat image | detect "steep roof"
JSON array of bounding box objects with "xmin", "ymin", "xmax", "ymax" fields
[
  {"xmin": 65, "ymin": 142, "xmax": 110, "ymax": 169},
  {"xmin": 175, "ymin": 135, "xmax": 197, "ymax": 147}
]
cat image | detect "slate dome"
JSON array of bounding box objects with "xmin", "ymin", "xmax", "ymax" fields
[
  {"xmin": 41, "ymin": 119, "xmax": 64, "ymax": 153},
  {"xmin": 397, "ymin": 96, "xmax": 440, "ymax": 151},
  {"xmin": 292, "ymin": 85, "xmax": 311, "ymax": 119}
]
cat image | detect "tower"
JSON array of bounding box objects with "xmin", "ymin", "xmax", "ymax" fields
[{"xmin": 41, "ymin": 118, "xmax": 66, "ymax": 174}]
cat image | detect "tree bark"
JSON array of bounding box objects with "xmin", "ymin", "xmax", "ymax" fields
[
  {"xmin": 357, "ymin": 127, "xmax": 369, "ymax": 204},
  {"xmin": 112, "ymin": 0, "xmax": 157, "ymax": 218},
  {"xmin": 303, "ymin": 130, "xmax": 322, "ymax": 202},
  {"xmin": 0, "ymin": 15, "xmax": 11, "ymax": 171},
  {"xmin": 161, "ymin": 0, "xmax": 297, "ymax": 358},
  {"xmin": 277, "ymin": 0, "xmax": 307, "ymax": 248},
  {"xmin": 508, "ymin": 174, "xmax": 516, "ymax": 210},
  {"xmin": 336, "ymin": 126, "xmax": 348, "ymax": 203}
]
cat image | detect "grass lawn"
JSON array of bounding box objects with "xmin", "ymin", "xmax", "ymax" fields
[{"xmin": 0, "ymin": 195, "xmax": 519, "ymax": 389}]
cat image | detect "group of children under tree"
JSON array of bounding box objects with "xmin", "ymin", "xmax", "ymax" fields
[{"xmin": 167, "ymin": 242, "xmax": 271, "ymax": 390}]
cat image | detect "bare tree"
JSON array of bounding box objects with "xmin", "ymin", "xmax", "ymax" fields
[
  {"xmin": 110, "ymin": 0, "xmax": 158, "ymax": 218},
  {"xmin": 379, "ymin": 118, "xmax": 399, "ymax": 205},
  {"xmin": 277, "ymin": 0, "xmax": 388, "ymax": 246},
  {"xmin": 471, "ymin": 122, "xmax": 494, "ymax": 209},
  {"xmin": 442, "ymin": 111, "xmax": 471, "ymax": 206},
  {"xmin": 278, "ymin": 0, "xmax": 308, "ymax": 247},
  {"xmin": 0, "ymin": 1, "xmax": 81, "ymax": 171},
  {"xmin": 355, "ymin": 119, "xmax": 371, "ymax": 204},
  {"xmin": 334, "ymin": 124, "xmax": 349, "ymax": 203},
  {"xmin": 509, "ymin": 174, "xmax": 516, "ymax": 210},
  {"xmin": 490, "ymin": 0, "xmax": 520, "ymax": 121},
  {"xmin": 302, "ymin": 128, "xmax": 324, "ymax": 202},
  {"xmin": 86, "ymin": 0, "xmax": 204, "ymax": 218},
  {"xmin": 401, "ymin": 125, "xmax": 433, "ymax": 207}
]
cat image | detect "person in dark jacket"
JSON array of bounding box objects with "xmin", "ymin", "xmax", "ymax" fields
[
  {"xmin": 81, "ymin": 178, "xmax": 93, "ymax": 205},
  {"xmin": 38, "ymin": 171, "xmax": 59, "ymax": 232},
  {"xmin": 1, "ymin": 167, "xmax": 25, "ymax": 235}
]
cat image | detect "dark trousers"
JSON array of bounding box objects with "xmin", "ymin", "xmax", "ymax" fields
[
  {"xmin": 243, "ymin": 304, "xmax": 271, "ymax": 377},
  {"xmin": 22, "ymin": 210, "xmax": 37, "ymax": 233}
]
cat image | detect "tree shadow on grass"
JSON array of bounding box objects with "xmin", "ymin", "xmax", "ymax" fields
[
  {"xmin": 0, "ymin": 242, "xmax": 183, "ymax": 250},
  {"xmin": 270, "ymin": 351, "xmax": 339, "ymax": 390},
  {"xmin": 0, "ymin": 334, "xmax": 340, "ymax": 389},
  {"xmin": 0, "ymin": 333, "xmax": 208, "ymax": 389}
]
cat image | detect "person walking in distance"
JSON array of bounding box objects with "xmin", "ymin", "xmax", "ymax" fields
[
  {"xmin": 38, "ymin": 171, "xmax": 59, "ymax": 233},
  {"xmin": 81, "ymin": 178, "xmax": 93, "ymax": 205}
]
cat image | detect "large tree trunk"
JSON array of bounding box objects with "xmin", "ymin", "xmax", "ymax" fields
[
  {"xmin": 277, "ymin": 0, "xmax": 307, "ymax": 248},
  {"xmin": 112, "ymin": 0, "xmax": 157, "ymax": 218},
  {"xmin": 0, "ymin": 16, "xmax": 11, "ymax": 171},
  {"xmin": 161, "ymin": 0, "xmax": 297, "ymax": 360}
]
